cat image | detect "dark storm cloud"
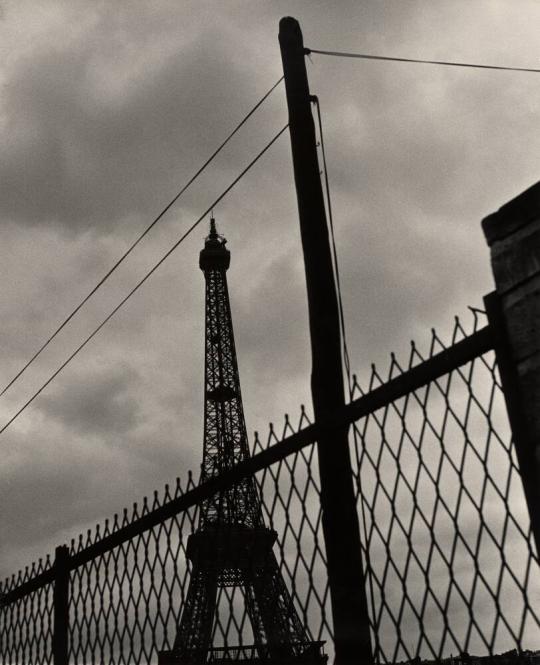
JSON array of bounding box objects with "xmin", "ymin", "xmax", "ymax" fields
[
  {"xmin": 1, "ymin": 1, "xmax": 539, "ymax": 652},
  {"xmin": 38, "ymin": 363, "xmax": 139, "ymax": 436},
  {"xmin": 0, "ymin": 4, "xmax": 276, "ymax": 233}
]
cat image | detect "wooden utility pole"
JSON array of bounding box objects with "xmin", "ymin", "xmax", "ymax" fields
[{"xmin": 279, "ymin": 16, "xmax": 374, "ymax": 665}]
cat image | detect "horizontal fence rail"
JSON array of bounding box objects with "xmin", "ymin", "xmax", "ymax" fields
[
  {"xmin": 1, "ymin": 307, "xmax": 540, "ymax": 664},
  {"xmin": 0, "ymin": 323, "xmax": 493, "ymax": 605}
]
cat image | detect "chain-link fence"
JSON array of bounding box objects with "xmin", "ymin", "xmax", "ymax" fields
[{"xmin": 1, "ymin": 309, "xmax": 539, "ymax": 664}]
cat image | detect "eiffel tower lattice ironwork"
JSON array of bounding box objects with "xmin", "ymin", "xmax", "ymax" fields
[{"xmin": 159, "ymin": 220, "xmax": 326, "ymax": 664}]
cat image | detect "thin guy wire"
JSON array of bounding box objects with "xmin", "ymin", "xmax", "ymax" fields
[
  {"xmin": 306, "ymin": 48, "xmax": 540, "ymax": 74},
  {"xmin": 0, "ymin": 76, "xmax": 284, "ymax": 400},
  {"xmin": 313, "ymin": 95, "xmax": 381, "ymax": 656},
  {"xmin": 312, "ymin": 97, "xmax": 352, "ymax": 397},
  {"xmin": 0, "ymin": 124, "xmax": 288, "ymax": 437}
]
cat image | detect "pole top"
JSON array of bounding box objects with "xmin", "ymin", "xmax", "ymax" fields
[{"xmin": 279, "ymin": 17, "xmax": 305, "ymax": 50}]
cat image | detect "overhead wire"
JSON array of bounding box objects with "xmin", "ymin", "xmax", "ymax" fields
[
  {"xmin": 0, "ymin": 76, "xmax": 284, "ymax": 400},
  {"xmin": 311, "ymin": 96, "xmax": 352, "ymax": 398},
  {"xmin": 306, "ymin": 48, "xmax": 540, "ymax": 74},
  {"xmin": 0, "ymin": 124, "xmax": 288, "ymax": 437},
  {"xmin": 312, "ymin": 94, "xmax": 383, "ymax": 660},
  {"xmin": 312, "ymin": 95, "xmax": 381, "ymax": 656}
]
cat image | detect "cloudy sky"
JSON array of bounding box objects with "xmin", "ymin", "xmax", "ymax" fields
[{"xmin": 0, "ymin": 0, "xmax": 539, "ymax": 614}]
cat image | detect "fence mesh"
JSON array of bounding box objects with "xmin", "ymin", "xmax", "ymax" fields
[
  {"xmin": 350, "ymin": 313, "xmax": 540, "ymax": 662},
  {"xmin": 62, "ymin": 408, "xmax": 327, "ymax": 664},
  {"xmin": 67, "ymin": 477, "xmax": 198, "ymax": 665},
  {"xmin": 1, "ymin": 312, "xmax": 540, "ymax": 664},
  {"xmin": 253, "ymin": 410, "xmax": 332, "ymax": 648},
  {"xmin": 0, "ymin": 558, "xmax": 53, "ymax": 665}
]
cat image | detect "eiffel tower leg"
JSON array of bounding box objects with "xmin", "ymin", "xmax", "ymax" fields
[
  {"xmin": 250, "ymin": 552, "xmax": 310, "ymax": 660},
  {"xmin": 244, "ymin": 577, "xmax": 268, "ymax": 657},
  {"xmin": 173, "ymin": 565, "xmax": 217, "ymax": 663}
]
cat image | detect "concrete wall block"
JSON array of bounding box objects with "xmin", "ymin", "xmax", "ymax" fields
[
  {"xmin": 512, "ymin": 358, "xmax": 540, "ymax": 449},
  {"xmin": 515, "ymin": 348, "xmax": 540, "ymax": 379},
  {"xmin": 483, "ymin": 181, "xmax": 540, "ymax": 556},
  {"xmin": 490, "ymin": 222, "xmax": 540, "ymax": 293},
  {"xmin": 482, "ymin": 180, "xmax": 540, "ymax": 245},
  {"xmin": 502, "ymin": 281, "xmax": 540, "ymax": 361}
]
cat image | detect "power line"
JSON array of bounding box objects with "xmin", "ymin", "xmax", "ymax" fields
[
  {"xmin": 0, "ymin": 76, "xmax": 284, "ymax": 400},
  {"xmin": 306, "ymin": 47, "xmax": 540, "ymax": 74},
  {"xmin": 0, "ymin": 124, "xmax": 288, "ymax": 438}
]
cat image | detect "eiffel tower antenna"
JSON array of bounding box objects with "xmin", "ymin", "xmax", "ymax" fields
[{"xmin": 159, "ymin": 220, "xmax": 326, "ymax": 664}]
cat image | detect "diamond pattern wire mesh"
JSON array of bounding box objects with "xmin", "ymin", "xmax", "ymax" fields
[
  {"xmin": 350, "ymin": 311, "xmax": 540, "ymax": 663},
  {"xmin": 0, "ymin": 557, "xmax": 53, "ymax": 665},
  {"xmin": 62, "ymin": 407, "xmax": 327, "ymax": 664},
  {"xmin": 68, "ymin": 475, "xmax": 199, "ymax": 665},
  {"xmin": 252, "ymin": 409, "xmax": 333, "ymax": 650},
  {"xmin": 0, "ymin": 411, "xmax": 326, "ymax": 665},
  {"xmin": 2, "ymin": 310, "xmax": 540, "ymax": 665}
]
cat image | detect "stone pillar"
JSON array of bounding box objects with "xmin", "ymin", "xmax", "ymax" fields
[{"xmin": 482, "ymin": 181, "xmax": 540, "ymax": 555}]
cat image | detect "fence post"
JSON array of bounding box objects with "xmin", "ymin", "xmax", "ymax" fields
[
  {"xmin": 52, "ymin": 545, "xmax": 70, "ymax": 665},
  {"xmin": 279, "ymin": 16, "xmax": 373, "ymax": 665},
  {"xmin": 482, "ymin": 181, "xmax": 540, "ymax": 556}
]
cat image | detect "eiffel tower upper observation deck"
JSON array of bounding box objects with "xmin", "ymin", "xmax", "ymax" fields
[{"xmin": 159, "ymin": 219, "xmax": 326, "ymax": 664}]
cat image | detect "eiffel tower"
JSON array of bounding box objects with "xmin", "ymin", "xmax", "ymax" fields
[{"xmin": 159, "ymin": 220, "xmax": 326, "ymax": 664}]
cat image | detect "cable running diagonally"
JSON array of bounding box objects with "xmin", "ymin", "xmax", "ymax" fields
[
  {"xmin": 306, "ymin": 48, "xmax": 540, "ymax": 74},
  {"xmin": 313, "ymin": 96, "xmax": 381, "ymax": 657},
  {"xmin": 0, "ymin": 76, "xmax": 284, "ymax": 400},
  {"xmin": 0, "ymin": 124, "xmax": 288, "ymax": 437},
  {"xmin": 312, "ymin": 97, "xmax": 352, "ymax": 397}
]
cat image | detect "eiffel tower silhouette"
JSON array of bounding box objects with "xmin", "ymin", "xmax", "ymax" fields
[{"xmin": 159, "ymin": 220, "xmax": 326, "ymax": 664}]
